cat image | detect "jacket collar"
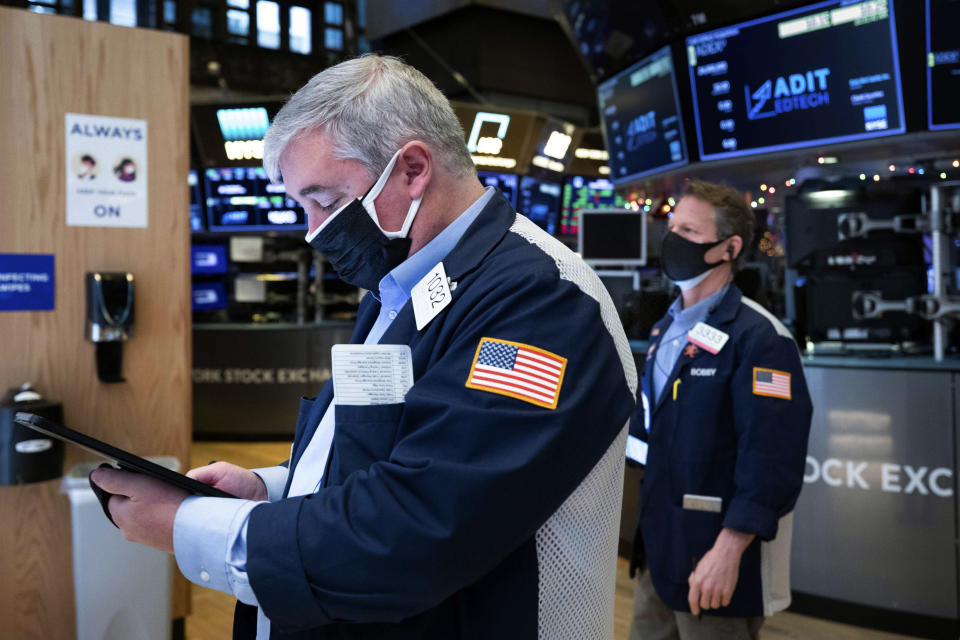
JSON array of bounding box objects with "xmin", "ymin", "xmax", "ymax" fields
[
  {"xmin": 442, "ymin": 190, "xmax": 516, "ymax": 281},
  {"xmin": 648, "ymin": 284, "xmax": 743, "ymax": 418},
  {"xmin": 372, "ymin": 191, "xmax": 516, "ymax": 349},
  {"xmin": 705, "ymin": 283, "xmax": 743, "ymax": 327}
]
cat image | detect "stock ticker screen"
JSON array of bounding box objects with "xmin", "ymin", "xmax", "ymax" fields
[
  {"xmin": 518, "ymin": 177, "xmax": 562, "ymax": 235},
  {"xmin": 686, "ymin": 0, "xmax": 905, "ymax": 160},
  {"xmin": 597, "ymin": 46, "xmax": 688, "ymax": 183},
  {"xmin": 560, "ymin": 176, "xmax": 626, "ymax": 236},
  {"xmin": 478, "ymin": 171, "xmax": 519, "ymax": 208},
  {"xmin": 204, "ymin": 167, "xmax": 307, "ymax": 232},
  {"xmin": 927, "ymin": 0, "xmax": 960, "ymax": 129}
]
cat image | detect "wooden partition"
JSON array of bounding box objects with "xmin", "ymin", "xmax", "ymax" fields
[{"xmin": 0, "ymin": 9, "xmax": 191, "ymax": 638}]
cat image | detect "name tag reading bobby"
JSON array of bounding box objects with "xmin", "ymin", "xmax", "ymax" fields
[
  {"xmin": 412, "ymin": 262, "xmax": 452, "ymax": 331},
  {"xmin": 331, "ymin": 344, "xmax": 414, "ymax": 406},
  {"xmin": 687, "ymin": 322, "xmax": 729, "ymax": 355}
]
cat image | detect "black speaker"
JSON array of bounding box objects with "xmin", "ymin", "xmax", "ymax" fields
[{"xmin": 0, "ymin": 386, "xmax": 64, "ymax": 485}]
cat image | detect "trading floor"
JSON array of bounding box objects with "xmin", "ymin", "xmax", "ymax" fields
[{"xmin": 186, "ymin": 442, "xmax": 924, "ymax": 640}]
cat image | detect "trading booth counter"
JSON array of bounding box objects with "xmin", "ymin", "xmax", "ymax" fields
[
  {"xmin": 626, "ymin": 341, "xmax": 960, "ymax": 635},
  {"xmin": 193, "ymin": 322, "xmax": 354, "ymax": 438}
]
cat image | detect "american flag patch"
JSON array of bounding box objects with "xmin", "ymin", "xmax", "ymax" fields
[
  {"xmin": 753, "ymin": 367, "xmax": 791, "ymax": 400},
  {"xmin": 466, "ymin": 338, "xmax": 567, "ymax": 409}
]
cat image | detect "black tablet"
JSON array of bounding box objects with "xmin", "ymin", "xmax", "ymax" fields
[{"xmin": 14, "ymin": 412, "xmax": 237, "ymax": 498}]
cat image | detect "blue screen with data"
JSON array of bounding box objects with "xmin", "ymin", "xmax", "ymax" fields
[
  {"xmin": 598, "ymin": 46, "xmax": 688, "ymax": 182},
  {"xmin": 687, "ymin": 0, "xmax": 905, "ymax": 160}
]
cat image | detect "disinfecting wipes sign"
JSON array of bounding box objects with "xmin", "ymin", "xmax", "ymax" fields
[
  {"xmin": 0, "ymin": 254, "xmax": 55, "ymax": 312},
  {"xmin": 65, "ymin": 113, "xmax": 148, "ymax": 228}
]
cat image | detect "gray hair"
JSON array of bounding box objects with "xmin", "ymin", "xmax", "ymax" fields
[{"xmin": 263, "ymin": 55, "xmax": 476, "ymax": 183}]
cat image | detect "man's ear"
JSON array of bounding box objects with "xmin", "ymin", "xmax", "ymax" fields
[
  {"xmin": 725, "ymin": 235, "xmax": 743, "ymax": 261},
  {"xmin": 398, "ymin": 141, "xmax": 432, "ymax": 200}
]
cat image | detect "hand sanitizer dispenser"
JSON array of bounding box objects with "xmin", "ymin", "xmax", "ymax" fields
[{"xmin": 86, "ymin": 272, "xmax": 135, "ymax": 383}]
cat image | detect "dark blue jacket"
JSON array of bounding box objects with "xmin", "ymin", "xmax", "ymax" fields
[
  {"xmin": 630, "ymin": 284, "xmax": 812, "ymax": 617},
  {"xmin": 237, "ymin": 192, "xmax": 637, "ymax": 638}
]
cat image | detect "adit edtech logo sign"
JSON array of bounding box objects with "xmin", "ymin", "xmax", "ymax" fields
[{"xmin": 746, "ymin": 68, "xmax": 831, "ymax": 120}]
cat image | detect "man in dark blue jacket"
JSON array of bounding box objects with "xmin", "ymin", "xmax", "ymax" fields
[
  {"xmin": 627, "ymin": 180, "xmax": 812, "ymax": 640},
  {"xmin": 93, "ymin": 55, "xmax": 637, "ymax": 639}
]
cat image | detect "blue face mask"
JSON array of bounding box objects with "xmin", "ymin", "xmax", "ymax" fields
[{"xmin": 304, "ymin": 149, "xmax": 423, "ymax": 292}]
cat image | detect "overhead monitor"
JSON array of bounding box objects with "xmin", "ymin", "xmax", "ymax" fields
[
  {"xmin": 189, "ymin": 170, "xmax": 205, "ymax": 232},
  {"xmin": 204, "ymin": 167, "xmax": 307, "ymax": 232},
  {"xmin": 561, "ymin": 175, "xmax": 626, "ymax": 236},
  {"xmin": 579, "ymin": 209, "xmax": 646, "ymax": 266},
  {"xmin": 477, "ymin": 171, "xmax": 519, "ymax": 208},
  {"xmin": 926, "ymin": 0, "xmax": 960, "ymax": 129},
  {"xmin": 518, "ymin": 177, "xmax": 562, "ymax": 236},
  {"xmin": 191, "ymin": 102, "xmax": 283, "ymax": 167},
  {"xmin": 452, "ymin": 103, "xmax": 539, "ymax": 173},
  {"xmin": 528, "ymin": 119, "xmax": 580, "ymax": 176},
  {"xmin": 598, "ymin": 46, "xmax": 689, "ymax": 183},
  {"xmin": 687, "ymin": 0, "xmax": 906, "ymax": 160}
]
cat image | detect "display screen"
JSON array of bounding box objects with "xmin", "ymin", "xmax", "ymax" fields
[
  {"xmin": 192, "ymin": 282, "xmax": 227, "ymax": 312},
  {"xmin": 927, "ymin": 0, "xmax": 960, "ymax": 129},
  {"xmin": 189, "ymin": 170, "xmax": 204, "ymax": 232},
  {"xmin": 478, "ymin": 171, "xmax": 519, "ymax": 208},
  {"xmin": 204, "ymin": 167, "xmax": 307, "ymax": 232},
  {"xmin": 579, "ymin": 211, "xmax": 645, "ymax": 265},
  {"xmin": 453, "ymin": 104, "xmax": 539, "ymax": 173},
  {"xmin": 529, "ymin": 119, "xmax": 578, "ymax": 175},
  {"xmin": 560, "ymin": 175, "xmax": 626, "ymax": 236},
  {"xmin": 598, "ymin": 46, "xmax": 688, "ymax": 183},
  {"xmin": 561, "ymin": 0, "xmax": 670, "ymax": 80},
  {"xmin": 518, "ymin": 177, "xmax": 562, "ymax": 235},
  {"xmin": 191, "ymin": 245, "xmax": 228, "ymax": 275},
  {"xmin": 687, "ymin": 0, "xmax": 905, "ymax": 160}
]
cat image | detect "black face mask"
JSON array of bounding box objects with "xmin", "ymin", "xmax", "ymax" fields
[
  {"xmin": 307, "ymin": 200, "xmax": 411, "ymax": 293},
  {"xmin": 659, "ymin": 231, "xmax": 725, "ymax": 282},
  {"xmin": 303, "ymin": 148, "xmax": 422, "ymax": 293}
]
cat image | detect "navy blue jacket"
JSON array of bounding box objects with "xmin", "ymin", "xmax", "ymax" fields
[
  {"xmin": 630, "ymin": 284, "xmax": 812, "ymax": 617},
  {"xmin": 237, "ymin": 192, "xmax": 637, "ymax": 638}
]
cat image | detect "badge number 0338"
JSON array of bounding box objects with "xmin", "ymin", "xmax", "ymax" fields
[{"xmin": 412, "ymin": 262, "xmax": 453, "ymax": 330}]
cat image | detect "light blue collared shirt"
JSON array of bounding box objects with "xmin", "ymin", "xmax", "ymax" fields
[
  {"xmin": 173, "ymin": 187, "xmax": 496, "ymax": 637},
  {"xmin": 652, "ymin": 285, "xmax": 728, "ymax": 402}
]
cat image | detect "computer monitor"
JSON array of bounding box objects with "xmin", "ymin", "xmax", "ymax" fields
[
  {"xmin": 192, "ymin": 282, "xmax": 227, "ymax": 312},
  {"xmin": 204, "ymin": 167, "xmax": 307, "ymax": 232},
  {"xmin": 597, "ymin": 46, "xmax": 689, "ymax": 183},
  {"xmin": 189, "ymin": 170, "xmax": 205, "ymax": 233},
  {"xmin": 687, "ymin": 0, "xmax": 906, "ymax": 160},
  {"xmin": 926, "ymin": 0, "xmax": 960, "ymax": 130},
  {"xmin": 518, "ymin": 177, "xmax": 562, "ymax": 235},
  {"xmin": 191, "ymin": 245, "xmax": 228, "ymax": 275},
  {"xmin": 579, "ymin": 209, "xmax": 646, "ymax": 266},
  {"xmin": 595, "ymin": 271, "xmax": 640, "ymax": 320},
  {"xmin": 561, "ymin": 175, "xmax": 626, "ymax": 236},
  {"xmin": 477, "ymin": 171, "xmax": 519, "ymax": 208}
]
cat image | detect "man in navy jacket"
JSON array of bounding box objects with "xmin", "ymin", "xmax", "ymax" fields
[
  {"xmin": 93, "ymin": 55, "xmax": 637, "ymax": 639},
  {"xmin": 627, "ymin": 180, "xmax": 812, "ymax": 640}
]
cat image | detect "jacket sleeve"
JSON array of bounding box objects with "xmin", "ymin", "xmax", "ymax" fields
[
  {"xmin": 722, "ymin": 326, "xmax": 812, "ymax": 541},
  {"xmin": 245, "ymin": 271, "xmax": 637, "ymax": 631}
]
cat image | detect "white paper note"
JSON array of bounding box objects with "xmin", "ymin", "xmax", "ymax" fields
[
  {"xmin": 411, "ymin": 261, "xmax": 452, "ymax": 330},
  {"xmin": 332, "ymin": 344, "xmax": 414, "ymax": 406}
]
